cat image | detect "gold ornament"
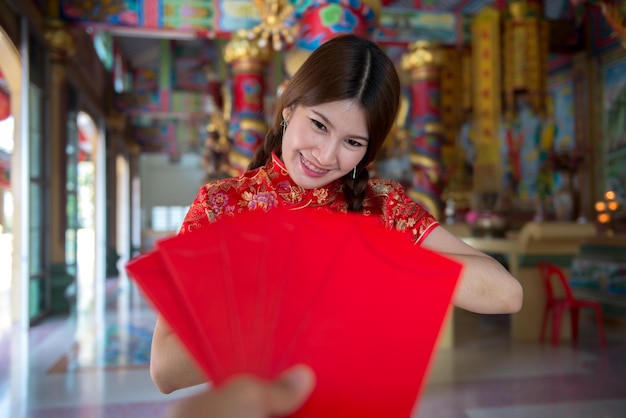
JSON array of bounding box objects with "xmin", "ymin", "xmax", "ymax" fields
[
  {"xmin": 245, "ymin": 0, "xmax": 297, "ymax": 51},
  {"xmin": 43, "ymin": 19, "xmax": 75, "ymax": 59},
  {"xmin": 401, "ymin": 41, "xmax": 444, "ymax": 72},
  {"xmin": 224, "ymin": 30, "xmax": 272, "ymax": 66}
]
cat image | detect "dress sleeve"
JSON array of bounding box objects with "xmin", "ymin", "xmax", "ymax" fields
[
  {"xmin": 178, "ymin": 186, "xmax": 213, "ymax": 235},
  {"xmin": 382, "ymin": 181, "xmax": 439, "ymax": 245}
]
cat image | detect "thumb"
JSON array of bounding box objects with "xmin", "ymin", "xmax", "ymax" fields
[{"xmin": 265, "ymin": 364, "xmax": 316, "ymax": 416}]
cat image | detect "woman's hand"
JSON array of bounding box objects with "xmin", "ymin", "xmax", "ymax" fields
[{"xmin": 166, "ymin": 365, "xmax": 316, "ymax": 418}]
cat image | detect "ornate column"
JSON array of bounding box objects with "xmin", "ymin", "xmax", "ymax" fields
[
  {"xmin": 223, "ymin": 32, "xmax": 272, "ymax": 175},
  {"xmin": 440, "ymin": 47, "xmax": 472, "ymax": 220},
  {"xmin": 401, "ymin": 41, "xmax": 446, "ymax": 220},
  {"xmin": 43, "ymin": 18, "xmax": 75, "ymax": 313},
  {"xmin": 471, "ymin": 7, "xmax": 503, "ymax": 201},
  {"xmin": 503, "ymin": 0, "xmax": 549, "ymax": 119}
]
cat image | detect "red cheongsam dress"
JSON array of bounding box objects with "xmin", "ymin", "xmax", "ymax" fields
[{"xmin": 180, "ymin": 153, "xmax": 438, "ymax": 245}]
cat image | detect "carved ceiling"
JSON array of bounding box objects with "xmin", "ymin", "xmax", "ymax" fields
[{"xmin": 55, "ymin": 1, "xmax": 593, "ymax": 156}]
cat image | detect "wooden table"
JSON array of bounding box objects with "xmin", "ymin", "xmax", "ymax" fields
[{"xmin": 442, "ymin": 222, "xmax": 598, "ymax": 343}]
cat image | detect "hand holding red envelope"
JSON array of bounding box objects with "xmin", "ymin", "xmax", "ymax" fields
[{"xmin": 126, "ymin": 208, "xmax": 462, "ymax": 418}]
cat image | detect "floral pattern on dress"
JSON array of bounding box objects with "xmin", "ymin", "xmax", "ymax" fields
[
  {"xmin": 179, "ymin": 153, "xmax": 438, "ymax": 244},
  {"xmin": 240, "ymin": 191, "xmax": 279, "ymax": 211},
  {"xmin": 363, "ymin": 178, "xmax": 437, "ymax": 244}
]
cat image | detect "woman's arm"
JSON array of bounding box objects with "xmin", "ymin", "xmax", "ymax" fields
[
  {"xmin": 150, "ymin": 315, "xmax": 208, "ymax": 393},
  {"xmin": 421, "ymin": 226, "xmax": 523, "ymax": 314}
]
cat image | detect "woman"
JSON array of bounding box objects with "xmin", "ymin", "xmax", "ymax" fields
[{"xmin": 151, "ymin": 34, "xmax": 523, "ymax": 396}]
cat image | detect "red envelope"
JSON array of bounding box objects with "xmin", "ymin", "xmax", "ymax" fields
[
  {"xmin": 126, "ymin": 208, "xmax": 462, "ymax": 417},
  {"xmin": 125, "ymin": 251, "xmax": 218, "ymax": 378},
  {"xmin": 156, "ymin": 211, "xmax": 292, "ymax": 380}
]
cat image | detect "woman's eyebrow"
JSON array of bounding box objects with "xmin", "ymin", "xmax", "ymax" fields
[{"xmin": 311, "ymin": 109, "xmax": 369, "ymax": 142}]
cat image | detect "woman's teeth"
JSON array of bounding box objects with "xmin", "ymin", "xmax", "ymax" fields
[{"xmin": 301, "ymin": 156, "xmax": 327, "ymax": 174}]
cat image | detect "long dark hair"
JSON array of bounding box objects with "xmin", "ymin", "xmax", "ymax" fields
[{"xmin": 248, "ymin": 34, "xmax": 401, "ymax": 212}]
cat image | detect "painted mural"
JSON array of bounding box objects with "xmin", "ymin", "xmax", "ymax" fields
[
  {"xmin": 375, "ymin": 9, "xmax": 460, "ymax": 45},
  {"xmin": 59, "ymin": 0, "xmax": 262, "ymax": 34},
  {"xmin": 457, "ymin": 68, "xmax": 575, "ymax": 209},
  {"xmin": 413, "ymin": 0, "xmax": 572, "ymax": 19}
]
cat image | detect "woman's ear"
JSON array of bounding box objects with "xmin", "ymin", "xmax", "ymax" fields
[{"xmin": 282, "ymin": 107, "xmax": 292, "ymax": 122}]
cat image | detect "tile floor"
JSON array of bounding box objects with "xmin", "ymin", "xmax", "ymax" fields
[{"xmin": 1, "ymin": 277, "xmax": 625, "ymax": 418}]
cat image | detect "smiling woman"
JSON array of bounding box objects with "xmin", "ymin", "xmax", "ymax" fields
[
  {"xmin": 279, "ymin": 100, "xmax": 369, "ymax": 190},
  {"xmin": 148, "ymin": 34, "xmax": 522, "ymax": 404}
]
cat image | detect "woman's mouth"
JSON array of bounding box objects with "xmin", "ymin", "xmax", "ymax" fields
[{"xmin": 300, "ymin": 154, "xmax": 329, "ymax": 177}]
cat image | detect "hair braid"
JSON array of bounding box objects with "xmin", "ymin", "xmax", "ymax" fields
[
  {"xmin": 248, "ymin": 125, "xmax": 281, "ymax": 170},
  {"xmin": 343, "ymin": 167, "xmax": 370, "ymax": 212}
]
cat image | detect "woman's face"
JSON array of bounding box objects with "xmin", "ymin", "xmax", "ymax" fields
[{"xmin": 281, "ymin": 100, "xmax": 369, "ymax": 190}]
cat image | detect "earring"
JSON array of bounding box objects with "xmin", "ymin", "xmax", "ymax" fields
[
  {"xmin": 281, "ymin": 119, "xmax": 288, "ymax": 136},
  {"xmin": 352, "ymin": 167, "xmax": 357, "ymax": 180}
]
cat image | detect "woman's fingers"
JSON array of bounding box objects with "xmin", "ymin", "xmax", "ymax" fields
[{"xmin": 166, "ymin": 365, "xmax": 315, "ymax": 418}]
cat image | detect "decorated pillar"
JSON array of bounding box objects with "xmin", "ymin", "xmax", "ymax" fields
[
  {"xmin": 401, "ymin": 41, "xmax": 446, "ymax": 220},
  {"xmin": 471, "ymin": 7, "xmax": 503, "ymax": 199},
  {"xmin": 223, "ymin": 32, "xmax": 272, "ymax": 175},
  {"xmin": 440, "ymin": 47, "xmax": 472, "ymax": 218},
  {"xmin": 503, "ymin": 0, "xmax": 549, "ymax": 119},
  {"xmin": 43, "ymin": 17, "xmax": 75, "ymax": 313}
]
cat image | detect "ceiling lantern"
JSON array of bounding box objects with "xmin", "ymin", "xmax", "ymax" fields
[
  {"xmin": 0, "ymin": 69, "xmax": 10, "ymax": 122},
  {"xmin": 503, "ymin": 1, "xmax": 549, "ymax": 119}
]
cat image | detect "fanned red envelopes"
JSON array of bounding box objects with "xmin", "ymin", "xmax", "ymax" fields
[{"xmin": 126, "ymin": 208, "xmax": 462, "ymax": 418}]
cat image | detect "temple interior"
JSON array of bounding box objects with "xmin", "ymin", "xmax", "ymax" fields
[{"xmin": 0, "ymin": 0, "xmax": 625, "ymax": 417}]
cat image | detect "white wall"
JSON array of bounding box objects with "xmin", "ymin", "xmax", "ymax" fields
[{"xmin": 139, "ymin": 152, "xmax": 206, "ymax": 229}]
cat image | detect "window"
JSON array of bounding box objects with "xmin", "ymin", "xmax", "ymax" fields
[{"xmin": 151, "ymin": 206, "xmax": 189, "ymax": 231}]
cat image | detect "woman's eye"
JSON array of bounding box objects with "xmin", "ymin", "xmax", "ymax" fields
[
  {"xmin": 311, "ymin": 119, "xmax": 327, "ymax": 132},
  {"xmin": 346, "ymin": 139, "xmax": 364, "ymax": 147}
]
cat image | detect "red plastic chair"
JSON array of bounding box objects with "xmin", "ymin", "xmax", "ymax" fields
[{"xmin": 537, "ymin": 262, "xmax": 606, "ymax": 347}]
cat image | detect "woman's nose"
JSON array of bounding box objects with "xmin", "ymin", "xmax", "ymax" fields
[{"xmin": 312, "ymin": 139, "xmax": 339, "ymax": 166}]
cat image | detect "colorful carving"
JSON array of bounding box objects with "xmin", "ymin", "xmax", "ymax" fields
[
  {"xmin": 294, "ymin": 0, "xmax": 377, "ymax": 49},
  {"xmin": 59, "ymin": 0, "xmax": 270, "ymax": 35},
  {"xmin": 60, "ymin": 0, "xmax": 131, "ymax": 23},
  {"xmin": 375, "ymin": 9, "xmax": 460, "ymax": 45},
  {"xmin": 285, "ymin": 0, "xmax": 380, "ymax": 76}
]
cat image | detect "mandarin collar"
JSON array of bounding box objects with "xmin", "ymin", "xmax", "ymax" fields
[{"xmin": 268, "ymin": 152, "xmax": 342, "ymax": 207}]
